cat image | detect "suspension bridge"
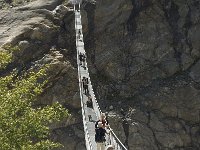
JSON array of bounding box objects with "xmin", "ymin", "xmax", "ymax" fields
[{"xmin": 72, "ymin": 0, "xmax": 128, "ymax": 149}]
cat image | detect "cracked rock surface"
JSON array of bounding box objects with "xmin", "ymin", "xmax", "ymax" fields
[
  {"xmin": 82, "ymin": 0, "xmax": 200, "ymax": 149},
  {"xmin": 0, "ymin": 0, "xmax": 200, "ymax": 150},
  {"xmin": 0, "ymin": 0, "xmax": 85, "ymax": 149}
]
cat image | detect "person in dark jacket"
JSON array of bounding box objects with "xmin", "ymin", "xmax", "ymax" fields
[
  {"xmin": 82, "ymin": 77, "xmax": 89, "ymax": 94},
  {"xmin": 79, "ymin": 52, "xmax": 86, "ymax": 69},
  {"xmin": 79, "ymin": 52, "xmax": 84, "ymax": 65},
  {"xmin": 78, "ymin": 29, "xmax": 81, "ymax": 39},
  {"xmin": 95, "ymin": 122, "xmax": 106, "ymax": 150},
  {"xmin": 82, "ymin": 54, "xmax": 86, "ymax": 69},
  {"xmin": 87, "ymin": 95, "xmax": 93, "ymax": 108}
]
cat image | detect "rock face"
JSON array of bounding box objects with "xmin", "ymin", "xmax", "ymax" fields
[
  {"xmin": 0, "ymin": 0, "xmax": 84, "ymax": 149},
  {"xmin": 0, "ymin": 0, "xmax": 200, "ymax": 150},
  {"xmin": 82, "ymin": 0, "xmax": 200, "ymax": 149}
]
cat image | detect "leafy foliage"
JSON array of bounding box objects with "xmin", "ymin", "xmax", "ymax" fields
[
  {"xmin": 0, "ymin": 50, "xmax": 12, "ymax": 69},
  {"xmin": 0, "ymin": 48, "xmax": 68, "ymax": 149}
]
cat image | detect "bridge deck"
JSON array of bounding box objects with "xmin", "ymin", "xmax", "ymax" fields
[
  {"xmin": 74, "ymin": 5, "xmax": 127, "ymax": 149},
  {"xmin": 75, "ymin": 10, "xmax": 98, "ymax": 150}
]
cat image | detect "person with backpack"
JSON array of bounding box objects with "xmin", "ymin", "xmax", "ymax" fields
[
  {"xmin": 86, "ymin": 95, "xmax": 93, "ymax": 108},
  {"xmin": 95, "ymin": 122, "xmax": 106, "ymax": 150},
  {"xmin": 79, "ymin": 52, "xmax": 84, "ymax": 65},
  {"xmin": 78, "ymin": 29, "xmax": 81, "ymax": 39},
  {"xmin": 82, "ymin": 54, "xmax": 86, "ymax": 69},
  {"xmin": 79, "ymin": 52, "xmax": 86, "ymax": 69},
  {"xmin": 82, "ymin": 77, "xmax": 89, "ymax": 94}
]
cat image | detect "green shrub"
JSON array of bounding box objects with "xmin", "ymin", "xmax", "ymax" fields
[{"xmin": 0, "ymin": 47, "xmax": 68, "ymax": 150}]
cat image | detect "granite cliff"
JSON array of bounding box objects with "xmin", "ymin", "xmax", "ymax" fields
[{"xmin": 0, "ymin": 0, "xmax": 200, "ymax": 149}]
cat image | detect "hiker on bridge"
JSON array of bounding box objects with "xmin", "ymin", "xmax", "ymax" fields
[
  {"xmin": 87, "ymin": 95, "xmax": 93, "ymax": 121},
  {"xmin": 78, "ymin": 29, "xmax": 81, "ymax": 38},
  {"xmin": 87, "ymin": 95, "xmax": 93, "ymax": 108},
  {"xmin": 78, "ymin": 29, "xmax": 81, "ymax": 34},
  {"xmin": 79, "ymin": 52, "xmax": 85, "ymax": 65},
  {"xmin": 82, "ymin": 77, "xmax": 89, "ymax": 94},
  {"xmin": 95, "ymin": 113, "xmax": 109, "ymax": 129},
  {"xmin": 82, "ymin": 54, "xmax": 86, "ymax": 69},
  {"xmin": 79, "ymin": 52, "xmax": 83, "ymax": 65},
  {"xmin": 95, "ymin": 121, "xmax": 107, "ymax": 150},
  {"xmin": 79, "ymin": 52, "xmax": 86, "ymax": 69},
  {"xmin": 95, "ymin": 113, "xmax": 110, "ymax": 146}
]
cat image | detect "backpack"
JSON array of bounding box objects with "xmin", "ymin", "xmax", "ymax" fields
[
  {"xmin": 86, "ymin": 78, "xmax": 89, "ymax": 84},
  {"xmin": 86, "ymin": 100, "xmax": 93, "ymax": 108}
]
